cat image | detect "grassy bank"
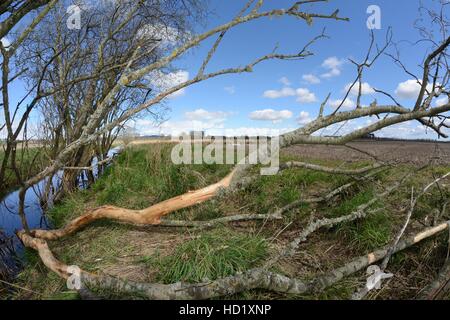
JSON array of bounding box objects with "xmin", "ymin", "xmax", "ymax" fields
[
  {"xmin": 0, "ymin": 147, "xmax": 47, "ymax": 198},
  {"xmin": 9, "ymin": 143, "xmax": 450, "ymax": 300}
]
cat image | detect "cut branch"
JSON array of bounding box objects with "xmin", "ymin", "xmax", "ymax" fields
[
  {"xmin": 265, "ymin": 173, "xmax": 410, "ymax": 268},
  {"xmin": 307, "ymin": 221, "xmax": 450, "ymax": 294},
  {"xmin": 271, "ymin": 167, "xmax": 387, "ymax": 217},
  {"xmin": 63, "ymin": 157, "xmax": 116, "ymax": 171},
  {"xmin": 156, "ymin": 213, "xmax": 282, "ymax": 230},
  {"xmin": 280, "ymin": 161, "xmax": 383, "ymax": 175},
  {"xmin": 30, "ymin": 168, "xmax": 238, "ymax": 240},
  {"xmin": 17, "ymin": 221, "xmax": 450, "ymax": 300}
]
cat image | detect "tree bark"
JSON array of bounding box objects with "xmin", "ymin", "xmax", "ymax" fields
[
  {"xmin": 17, "ymin": 221, "xmax": 450, "ymax": 300},
  {"xmin": 30, "ymin": 168, "xmax": 237, "ymax": 240}
]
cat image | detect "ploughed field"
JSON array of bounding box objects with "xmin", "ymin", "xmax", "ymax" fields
[{"xmin": 284, "ymin": 140, "xmax": 450, "ymax": 166}]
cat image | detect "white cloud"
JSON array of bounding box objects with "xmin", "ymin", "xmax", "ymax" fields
[
  {"xmin": 249, "ymin": 109, "xmax": 293, "ymax": 123},
  {"xmin": 263, "ymin": 87, "xmax": 317, "ymax": 104},
  {"xmin": 302, "ymin": 74, "xmax": 321, "ymax": 84},
  {"xmin": 263, "ymin": 87, "xmax": 296, "ymax": 99},
  {"xmin": 322, "ymin": 69, "xmax": 341, "ymax": 78},
  {"xmin": 395, "ymin": 80, "xmax": 421, "ymax": 99},
  {"xmin": 321, "ymin": 56, "xmax": 344, "ymax": 79},
  {"xmin": 224, "ymin": 86, "xmax": 236, "ymax": 95},
  {"xmin": 296, "ymin": 88, "xmax": 317, "ymax": 103},
  {"xmin": 322, "ymin": 56, "xmax": 343, "ymax": 69},
  {"xmin": 394, "ymin": 79, "xmax": 438, "ymax": 100},
  {"xmin": 136, "ymin": 119, "xmax": 222, "ymax": 136},
  {"xmin": 207, "ymin": 127, "xmax": 294, "ymax": 137},
  {"xmin": 344, "ymin": 82, "xmax": 375, "ymax": 95},
  {"xmin": 328, "ymin": 98, "xmax": 356, "ymax": 110},
  {"xmin": 376, "ymin": 121, "xmax": 435, "ymax": 139},
  {"xmin": 312, "ymin": 119, "xmax": 359, "ymax": 137},
  {"xmin": 297, "ymin": 111, "xmax": 313, "ymax": 125},
  {"xmin": 149, "ymin": 70, "xmax": 189, "ymax": 98},
  {"xmin": 185, "ymin": 109, "xmax": 231, "ymax": 121},
  {"xmin": 279, "ymin": 77, "xmax": 291, "ymax": 86},
  {"xmin": 135, "ymin": 117, "xmax": 295, "ymax": 137},
  {"xmin": 135, "ymin": 108, "xmax": 232, "ymax": 136},
  {"xmin": 322, "ymin": 57, "xmax": 343, "ymax": 69}
]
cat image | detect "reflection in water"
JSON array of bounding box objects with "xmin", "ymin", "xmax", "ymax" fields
[
  {"xmin": 0, "ymin": 231, "xmax": 18, "ymax": 282},
  {"xmin": 0, "ymin": 147, "xmax": 122, "ymax": 279}
]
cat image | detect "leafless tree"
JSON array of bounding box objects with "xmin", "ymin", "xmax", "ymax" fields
[
  {"xmin": 16, "ymin": 0, "xmax": 203, "ymax": 200},
  {"xmin": 0, "ymin": 0, "xmax": 59, "ymax": 198}
]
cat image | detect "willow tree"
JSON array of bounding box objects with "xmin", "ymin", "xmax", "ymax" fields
[
  {"xmin": 15, "ymin": 0, "xmax": 203, "ymax": 199},
  {"xmin": 0, "ymin": 0, "xmax": 58, "ymax": 192}
]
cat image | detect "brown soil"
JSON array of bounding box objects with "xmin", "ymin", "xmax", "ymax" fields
[{"xmin": 283, "ymin": 140, "xmax": 450, "ymax": 166}]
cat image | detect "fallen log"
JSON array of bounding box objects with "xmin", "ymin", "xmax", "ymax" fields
[
  {"xmin": 31, "ymin": 168, "xmax": 237, "ymax": 240},
  {"xmin": 265, "ymin": 173, "xmax": 408, "ymax": 268},
  {"xmin": 17, "ymin": 221, "xmax": 450, "ymax": 299},
  {"xmin": 309, "ymin": 222, "xmax": 450, "ymax": 294},
  {"xmin": 30, "ymin": 160, "xmax": 386, "ymax": 241},
  {"xmin": 271, "ymin": 167, "xmax": 386, "ymax": 217},
  {"xmin": 63, "ymin": 156, "xmax": 116, "ymax": 171},
  {"xmin": 156, "ymin": 213, "xmax": 282, "ymax": 229},
  {"xmin": 352, "ymin": 170, "xmax": 450, "ymax": 300}
]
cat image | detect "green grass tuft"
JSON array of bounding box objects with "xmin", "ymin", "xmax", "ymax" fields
[
  {"xmin": 326, "ymin": 188, "xmax": 392, "ymax": 252},
  {"xmin": 139, "ymin": 229, "xmax": 267, "ymax": 284},
  {"xmin": 92, "ymin": 145, "xmax": 231, "ymax": 209},
  {"xmin": 337, "ymin": 210, "xmax": 392, "ymax": 252},
  {"xmin": 329, "ymin": 188, "xmax": 376, "ymax": 218},
  {"xmin": 47, "ymin": 191, "xmax": 88, "ymax": 227}
]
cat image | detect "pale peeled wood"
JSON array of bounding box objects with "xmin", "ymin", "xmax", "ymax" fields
[{"xmin": 31, "ymin": 168, "xmax": 237, "ymax": 240}]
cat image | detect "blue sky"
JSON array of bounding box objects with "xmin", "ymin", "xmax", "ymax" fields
[
  {"xmin": 2, "ymin": 0, "xmax": 449, "ymax": 140},
  {"xmin": 135, "ymin": 0, "xmax": 449, "ymax": 139}
]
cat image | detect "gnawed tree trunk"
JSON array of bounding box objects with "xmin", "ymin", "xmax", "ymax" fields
[{"xmin": 29, "ymin": 159, "xmax": 388, "ymax": 241}]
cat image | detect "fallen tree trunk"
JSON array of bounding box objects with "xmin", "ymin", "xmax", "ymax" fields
[
  {"xmin": 265, "ymin": 173, "xmax": 408, "ymax": 268},
  {"xmin": 352, "ymin": 170, "xmax": 450, "ymax": 300},
  {"xmin": 63, "ymin": 156, "xmax": 116, "ymax": 171},
  {"xmin": 31, "ymin": 160, "xmax": 385, "ymax": 241},
  {"xmin": 31, "ymin": 168, "xmax": 237, "ymax": 240},
  {"xmin": 17, "ymin": 221, "xmax": 450, "ymax": 299}
]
